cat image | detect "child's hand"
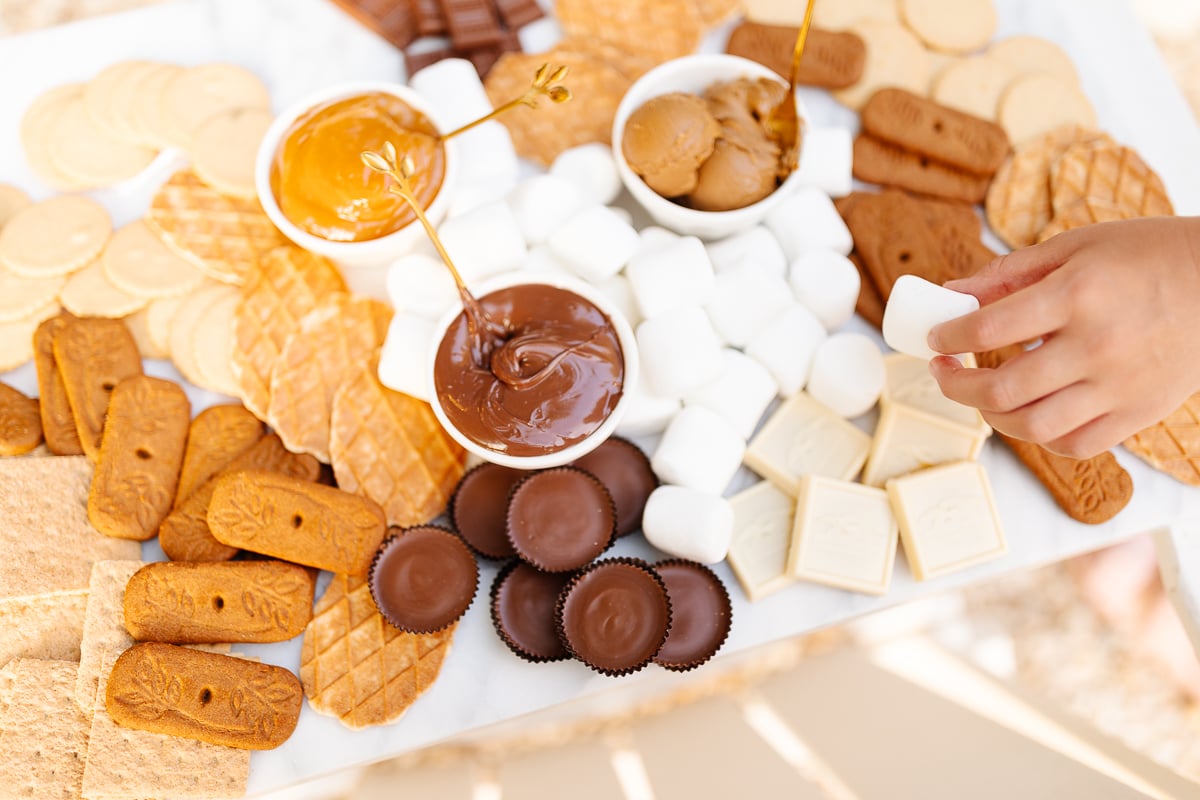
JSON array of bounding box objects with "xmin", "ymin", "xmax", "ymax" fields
[{"xmin": 927, "ymin": 216, "xmax": 1200, "ymax": 459}]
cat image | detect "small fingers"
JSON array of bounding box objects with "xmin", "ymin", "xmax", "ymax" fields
[
  {"xmin": 929, "ymin": 281, "xmax": 1067, "ymax": 357},
  {"xmin": 942, "ymin": 235, "xmax": 1075, "ymax": 305},
  {"xmin": 929, "ymin": 339, "xmax": 1083, "ymax": 413},
  {"xmin": 981, "ymin": 381, "xmax": 1109, "ymax": 448}
]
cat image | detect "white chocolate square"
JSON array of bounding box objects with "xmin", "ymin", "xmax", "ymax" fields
[
  {"xmin": 881, "ymin": 353, "xmax": 988, "ymax": 431},
  {"xmin": 744, "ymin": 392, "xmax": 872, "ymax": 495},
  {"xmin": 887, "ymin": 461, "xmax": 1007, "ymax": 581},
  {"xmin": 727, "ymin": 482, "xmax": 797, "ymax": 602},
  {"xmin": 862, "ymin": 403, "xmax": 989, "ymax": 488},
  {"xmin": 789, "ymin": 476, "xmax": 897, "ymax": 595}
]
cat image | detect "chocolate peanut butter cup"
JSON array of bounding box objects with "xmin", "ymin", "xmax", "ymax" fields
[
  {"xmin": 369, "ymin": 525, "xmax": 479, "ymax": 634},
  {"xmin": 490, "ymin": 560, "xmax": 572, "ymax": 662},
  {"xmin": 450, "ymin": 462, "xmax": 528, "ymax": 558},
  {"xmin": 571, "ymin": 436, "xmax": 658, "ymax": 538},
  {"xmin": 652, "ymin": 560, "xmax": 732, "ymax": 672},
  {"xmin": 555, "ymin": 558, "xmax": 672, "ymax": 677},
  {"xmin": 505, "ymin": 467, "xmax": 616, "ymax": 572}
]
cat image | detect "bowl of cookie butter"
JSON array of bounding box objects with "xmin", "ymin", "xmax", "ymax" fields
[
  {"xmin": 255, "ymin": 81, "xmax": 458, "ymax": 270},
  {"xmin": 612, "ymin": 54, "xmax": 808, "ymax": 240},
  {"xmin": 428, "ymin": 272, "xmax": 639, "ymax": 471}
]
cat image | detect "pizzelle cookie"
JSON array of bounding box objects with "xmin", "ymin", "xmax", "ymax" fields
[
  {"xmin": 1037, "ymin": 198, "xmax": 1133, "ymax": 243},
  {"xmin": 1124, "ymin": 392, "xmax": 1200, "ymax": 487},
  {"xmin": 33, "ymin": 312, "xmax": 83, "ymax": 455},
  {"xmin": 1049, "ymin": 141, "xmax": 1173, "ymax": 219},
  {"xmin": 0, "ymin": 195, "xmax": 111, "ymax": 278},
  {"xmin": 53, "ymin": 316, "xmax": 143, "ymax": 461},
  {"xmin": 0, "ymin": 383, "xmax": 43, "ymax": 456},
  {"xmin": 101, "ymin": 221, "xmax": 207, "ymax": 299},
  {"xmin": 832, "ymin": 19, "xmax": 930, "ymax": 110},
  {"xmin": 175, "ymin": 405, "xmax": 265, "ymax": 506}
]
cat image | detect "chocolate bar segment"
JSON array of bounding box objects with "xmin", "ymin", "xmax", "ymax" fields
[
  {"xmin": 439, "ymin": 0, "xmax": 504, "ymax": 49},
  {"xmin": 413, "ymin": 0, "xmax": 448, "ymax": 36},
  {"xmin": 494, "ymin": 0, "xmax": 544, "ymax": 28},
  {"xmin": 328, "ymin": 0, "xmax": 417, "ymax": 50}
]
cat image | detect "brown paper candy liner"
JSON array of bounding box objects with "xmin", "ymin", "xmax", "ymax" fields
[
  {"xmin": 489, "ymin": 559, "xmax": 573, "ymax": 663},
  {"xmin": 368, "ymin": 524, "xmax": 479, "ymax": 634},
  {"xmin": 651, "ymin": 558, "xmax": 732, "ymax": 672},
  {"xmin": 504, "ymin": 466, "xmax": 618, "ymax": 572},
  {"xmin": 448, "ymin": 461, "xmax": 530, "ymax": 559}
]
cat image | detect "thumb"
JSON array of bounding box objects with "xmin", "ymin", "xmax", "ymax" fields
[{"xmin": 944, "ymin": 235, "xmax": 1076, "ymax": 305}]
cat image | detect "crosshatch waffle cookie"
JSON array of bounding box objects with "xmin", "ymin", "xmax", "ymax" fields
[
  {"xmin": 1049, "ymin": 140, "xmax": 1174, "ymax": 219},
  {"xmin": 1037, "ymin": 198, "xmax": 1133, "ymax": 243},
  {"xmin": 1124, "ymin": 391, "xmax": 1200, "ymax": 487},
  {"xmin": 299, "ymin": 573, "xmax": 455, "ymax": 729}
]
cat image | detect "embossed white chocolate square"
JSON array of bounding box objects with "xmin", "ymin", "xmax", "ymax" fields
[
  {"xmin": 862, "ymin": 402, "xmax": 989, "ymax": 488},
  {"xmin": 881, "ymin": 353, "xmax": 987, "ymax": 431},
  {"xmin": 727, "ymin": 481, "xmax": 796, "ymax": 602},
  {"xmin": 744, "ymin": 392, "xmax": 872, "ymax": 495},
  {"xmin": 789, "ymin": 475, "xmax": 897, "ymax": 595},
  {"xmin": 887, "ymin": 461, "xmax": 1007, "ymax": 582}
]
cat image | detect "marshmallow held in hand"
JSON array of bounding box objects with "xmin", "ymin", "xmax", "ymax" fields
[{"xmin": 882, "ymin": 275, "xmax": 980, "ymax": 360}]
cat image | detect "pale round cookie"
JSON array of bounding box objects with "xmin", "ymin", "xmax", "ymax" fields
[
  {"xmin": 810, "ymin": 0, "xmax": 898, "ymax": 30},
  {"xmin": 145, "ymin": 292, "xmax": 192, "ymax": 357},
  {"xmin": 84, "ymin": 60, "xmax": 158, "ymax": 143},
  {"xmin": 169, "ymin": 283, "xmax": 238, "ymax": 387},
  {"xmin": 191, "ymin": 291, "xmax": 240, "ymax": 396},
  {"xmin": 932, "ymin": 54, "xmax": 1022, "ymax": 120},
  {"xmin": 59, "ymin": 259, "xmax": 150, "ymax": 319},
  {"xmin": 190, "ymin": 107, "xmax": 273, "ymax": 199},
  {"xmin": 925, "ymin": 51, "xmax": 961, "ymax": 95},
  {"xmin": 19, "ymin": 83, "xmax": 89, "ymax": 191},
  {"xmin": 0, "ymin": 196, "xmax": 111, "ymax": 278},
  {"xmin": 102, "ymin": 221, "xmax": 206, "ymax": 298},
  {"xmin": 160, "ymin": 64, "xmax": 271, "ymax": 150},
  {"xmin": 998, "ymin": 73, "xmax": 1097, "ymax": 149},
  {"xmin": 46, "ymin": 96, "xmax": 157, "ymax": 188},
  {"xmin": 899, "ymin": 0, "xmax": 996, "ymax": 54},
  {"xmin": 833, "ymin": 20, "xmax": 931, "ymax": 110},
  {"xmin": 123, "ymin": 306, "xmax": 168, "ymax": 359},
  {"xmin": 0, "ymin": 301, "xmax": 59, "ymax": 372},
  {"xmin": 988, "ymin": 35, "xmax": 1079, "ymax": 85},
  {"xmin": 0, "ymin": 266, "xmax": 66, "ymax": 323},
  {"xmin": 129, "ymin": 63, "xmax": 185, "ymax": 149},
  {"xmin": 0, "ymin": 185, "xmax": 32, "ymax": 230}
]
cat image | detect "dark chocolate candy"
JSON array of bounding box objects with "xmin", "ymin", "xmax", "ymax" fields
[
  {"xmin": 652, "ymin": 560, "xmax": 731, "ymax": 671},
  {"xmin": 450, "ymin": 462, "xmax": 527, "ymax": 559},
  {"xmin": 572, "ymin": 437, "xmax": 657, "ymax": 538},
  {"xmin": 369, "ymin": 525, "xmax": 479, "ymax": 634},
  {"xmin": 505, "ymin": 467, "xmax": 616, "ymax": 572},
  {"xmin": 490, "ymin": 560, "xmax": 572, "ymax": 662}
]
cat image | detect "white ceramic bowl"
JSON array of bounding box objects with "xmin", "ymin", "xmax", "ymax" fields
[
  {"xmin": 427, "ymin": 272, "xmax": 639, "ymax": 470},
  {"xmin": 255, "ymin": 81, "xmax": 459, "ymax": 272},
  {"xmin": 612, "ymin": 54, "xmax": 808, "ymax": 240}
]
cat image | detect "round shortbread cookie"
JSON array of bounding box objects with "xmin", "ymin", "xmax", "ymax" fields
[
  {"xmin": 160, "ymin": 64, "xmax": 271, "ymax": 150},
  {"xmin": 0, "ymin": 195, "xmax": 111, "ymax": 278},
  {"xmin": 0, "ymin": 185, "xmax": 32, "ymax": 230},
  {"xmin": 123, "ymin": 306, "xmax": 168, "ymax": 359},
  {"xmin": 811, "ymin": 0, "xmax": 897, "ymax": 30},
  {"xmin": 102, "ymin": 221, "xmax": 206, "ymax": 299},
  {"xmin": 129, "ymin": 63, "xmax": 185, "ymax": 149},
  {"xmin": 19, "ymin": 83, "xmax": 89, "ymax": 191},
  {"xmin": 59, "ymin": 259, "xmax": 150, "ymax": 319},
  {"xmin": 145, "ymin": 292, "xmax": 192, "ymax": 357},
  {"xmin": 899, "ymin": 0, "xmax": 996, "ymax": 54},
  {"xmin": 46, "ymin": 96, "xmax": 157, "ymax": 188},
  {"xmin": 190, "ymin": 107, "xmax": 273, "ymax": 199},
  {"xmin": 191, "ymin": 291, "xmax": 240, "ymax": 396},
  {"xmin": 987, "ymin": 35, "xmax": 1079, "ymax": 85},
  {"xmin": 84, "ymin": 60, "xmax": 159, "ymax": 143},
  {"xmin": 104, "ymin": 61, "xmax": 165, "ymax": 144},
  {"xmin": 998, "ymin": 73, "xmax": 1097, "ymax": 149},
  {"xmin": 833, "ymin": 20, "xmax": 931, "ymax": 110},
  {"xmin": 925, "ymin": 51, "xmax": 961, "ymax": 95},
  {"xmin": 931, "ymin": 54, "xmax": 1021, "ymax": 120},
  {"xmin": 0, "ymin": 301, "xmax": 60, "ymax": 372},
  {"xmin": 169, "ymin": 283, "xmax": 238, "ymax": 387},
  {"xmin": 0, "ymin": 266, "xmax": 66, "ymax": 323}
]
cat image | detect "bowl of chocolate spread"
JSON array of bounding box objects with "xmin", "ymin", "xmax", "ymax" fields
[{"xmin": 428, "ymin": 272, "xmax": 638, "ymax": 470}]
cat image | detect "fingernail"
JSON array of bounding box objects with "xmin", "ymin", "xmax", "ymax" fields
[{"xmin": 926, "ymin": 326, "xmax": 942, "ymax": 353}]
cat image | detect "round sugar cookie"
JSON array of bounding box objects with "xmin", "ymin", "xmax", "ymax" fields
[
  {"xmin": 0, "ymin": 301, "xmax": 60, "ymax": 372},
  {"xmin": 129, "ymin": 63, "xmax": 185, "ymax": 149},
  {"xmin": 0, "ymin": 185, "xmax": 32, "ymax": 230},
  {"xmin": 169, "ymin": 283, "xmax": 238, "ymax": 387},
  {"xmin": 0, "ymin": 266, "xmax": 65, "ymax": 323},
  {"xmin": 145, "ymin": 292, "xmax": 193, "ymax": 357},
  {"xmin": 998, "ymin": 73, "xmax": 1097, "ymax": 149},
  {"xmin": 191, "ymin": 291, "xmax": 241, "ymax": 396},
  {"xmin": 160, "ymin": 64, "xmax": 271, "ymax": 150},
  {"xmin": 0, "ymin": 196, "xmax": 111, "ymax": 278},
  {"xmin": 46, "ymin": 96, "xmax": 157, "ymax": 188},
  {"xmin": 84, "ymin": 60, "xmax": 159, "ymax": 143},
  {"xmin": 123, "ymin": 306, "xmax": 168, "ymax": 359},
  {"xmin": 59, "ymin": 259, "xmax": 150, "ymax": 318},
  {"xmin": 925, "ymin": 51, "xmax": 961, "ymax": 95},
  {"xmin": 833, "ymin": 20, "xmax": 930, "ymax": 110},
  {"xmin": 899, "ymin": 0, "xmax": 996, "ymax": 54},
  {"xmin": 19, "ymin": 83, "xmax": 89, "ymax": 191},
  {"xmin": 190, "ymin": 107, "xmax": 273, "ymax": 199},
  {"xmin": 932, "ymin": 54, "xmax": 1021, "ymax": 120},
  {"xmin": 987, "ymin": 35, "xmax": 1079, "ymax": 85},
  {"xmin": 811, "ymin": 0, "xmax": 897, "ymax": 30},
  {"xmin": 102, "ymin": 221, "xmax": 206, "ymax": 298}
]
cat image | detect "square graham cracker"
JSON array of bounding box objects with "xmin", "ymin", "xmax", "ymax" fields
[
  {"xmin": 0, "ymin": 589, "xmax": 89, "ymax": 669},
  {"xmin": 0, "ymin": 659, "xmax": 90, "ymax": 800}
]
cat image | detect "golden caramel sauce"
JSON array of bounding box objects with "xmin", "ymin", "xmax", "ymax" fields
[{"xmin": 271, "ymin": 92, "xmax": 446, "ymax": 242}]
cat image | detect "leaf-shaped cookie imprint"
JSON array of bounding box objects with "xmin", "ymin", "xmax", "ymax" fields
[
  {"xmin": 115, "ymin": 652, "xmax": 183, "ymax": 720},
  {"xmin": 144, "ymin": 571, "xmax": 198, "ymax": 619}
]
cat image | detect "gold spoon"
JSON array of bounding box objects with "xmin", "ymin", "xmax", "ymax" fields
[
  {"xmin": 765, "ymin": 0, "xmax": 816, "ymax": 174},
  {"xmin": 436, "ymin": 63, "xmax": 572, "ymax": 142}
]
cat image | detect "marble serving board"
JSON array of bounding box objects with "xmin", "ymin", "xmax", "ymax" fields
[{"xmin": 2, "ymin": 0, "xmax": 1200, "ymax": 795}]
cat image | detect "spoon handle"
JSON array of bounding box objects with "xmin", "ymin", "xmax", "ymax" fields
[{"xmin": 789, "ymin": 0, "xmax": 817, "ymax": 91}]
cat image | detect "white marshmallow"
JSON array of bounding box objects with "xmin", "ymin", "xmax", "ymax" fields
[
  {"xmin": 684, "ymin": 349, "xmax": 779, "ymax": 439},
  {"xmin": 386, "ymin": 253, "xmax": 458, "ymax": 318},
  {"xmin": 636, "ymin": 225, "xmax": 680, "ymax": 256},
  {"xmin": 642, "ymin": 485, "xmax": 735, "ymax": 564},
  {"xmin": 521, "ymin": 245, "xmax": 572, "ymax": 275},
  {"xmin": 793, "ymin": 126, "xmax": 853, "ymax": 198},
  {"xmin": 409, "ymin": 58, "xmax": 491, "ymax": 127},
  {"xmin": 377, "ymin": 313, "xmax": 437, "ymax": 402},
  {"xmin": 764, "ymin": 186, "xmax": 853, "ymax": 260},
  {"xmin": 547, "ymin": 205, "xmax": 638, "ymax": 283},
  {"xmin": 517, "ymin": 16, "xmax": 564, "ymax": 54},
  {"xmin": 882, "ymin": 274, "xmax": 980, "ymax": 360},
  {"xmin": 746, "ymin": 304, "xmax": 828, "ymax": 396},
  {"xmin": 806, "ymin": 333, "xmax": 886, "ymax": 418},
  {"xmin": 636, "ymin": 305, "xmax": 724, "ymax": 397},
  {"xmin": 507, "ymin": 175, "xmax": 587, "ymax": 245},
  {"xmin": 439, "ymin": 201, "xmax": 527, "ymax": 282},
  {"xmin": 652, "ymin": 406, "xmax": 747, "ymax": 495},
  {"xmin": 705, "ymin": 226, "xmax": 787, "ymax": 278},
  {"xmin": 626, "ymin": 236, "xmax": 715, "ymax": 319},
  {"xmin": 789, "ymin": 250, "xmax": 861, "ymax": 331},
  {"xmin": 447, "ymin": 178, "xmax": 516, "ymax": 218},
  {"xmin": 455, "ymin": 122, "xmax": 520, "ymax": 191},
  {"xmin": 606, "ymin": 206, "xmax": 633, "ymax": 226},
  {"xmin": 595, "ymin": 273, "xmax": 642, "ymax": 329},
  {"xmin": 615, "ymin": 382, "xmax": 681, "ymax": 437},
  {"xmin": 705, "ymin": 264, "xmax": 794, "ymax": 347},
  {"xmin": 550, "ymin": 143, "xmax": 622, "ymax": 206}
]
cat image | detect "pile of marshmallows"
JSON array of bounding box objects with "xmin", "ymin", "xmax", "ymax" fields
[{"xmin": 378, "ymin": 58, "xmax": 978, "ymax": 567}]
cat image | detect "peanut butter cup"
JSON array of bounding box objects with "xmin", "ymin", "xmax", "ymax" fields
[
  {"xmin": 652, "ymin": 560, "xmax": 732, "ymax": 672},
  {"xmin": 450, "ymin": 462, "xmax": 528, "ymax": 558},
  {"xmin": 505, "ymin": 467, "xmax": 616, "ymax": 572},
  {"xmin": 571, "ymin": 436, "xmax": 657, "ymax": 537},
  {"xmin": 555, "ymin": 558, "xmax": 672, "ymax": 676},
  {"xmin": 369, "ymin": 525, "xmax": 478, "ymax": 634},
  {"xmin": 490, "ymin": 560, "xmax": 572, "ymax": 662}
]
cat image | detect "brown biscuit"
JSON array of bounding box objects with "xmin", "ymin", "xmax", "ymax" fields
[
  {"xmin": 53, "ymin": 317, "xmax": 143, "ymax": 461},
  {"xmin": 852, "ymin": 134, "xmax": 991, "ymax": 204},
  {"xmin": 208, "ymin": 470, "xmax": 387, "ymax": 575},
  {"xmin": 0, "ymin": 383, "xmax": 43, "ymax": 456},
  {"xmin": 848, "ymin": 252, "xmax": 885, "ymax": 330},
  {"xmin": 726, "ymin": 23, "xmax": 865, "ymax": 89},
  {"xmin": 33, "ymin": 312, "xmax": 83, "ymax": 455},
  {"xmin": 176, "ymin": 405, "xmax": 265, "ymax": 506},
  {"xmin": 88, "ymin": 376, "xmax": 190, "ymax": 541},
  {"xmin": 912, "ymin": 195, "xmax": 998, "ymax": 277},
  {"xmin": 124, "ymin": 561, "xmax": 315, "ymax": 644},
  {"xmin": 106, "ymin": 642, "xmax": 302, "ymax": 750},
  {"xmin": 861, "ymin": 88, "xmax": 1010, "ymax": 176},
  {"xmin": 159, "ymin": 434, "xmax": 320, "ymax": 562}
]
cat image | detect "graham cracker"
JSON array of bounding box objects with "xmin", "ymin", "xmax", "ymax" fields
[
  {"xmin": 0, "ymin": 660, "xmax": 17, "ymax": 721},
  {"xmin": 0, "ymin": 659, "xmax": 90, "ymax": 800},
  {"xmin": 0, "ymin": 589, "xmax": 88, "ymax": 668},
  {"xmin": 0, "ymin": 456, "xmax": 139, "ymax": 602}
]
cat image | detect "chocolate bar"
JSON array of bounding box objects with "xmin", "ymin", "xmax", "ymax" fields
[
  {"xmin": 328, "ymin": 0, "xmax": 417, "ymax": 50},
  {"xmin": 439, "ymin": 0, "xmax": 504, "ymax": 49},
  {"xmin": 493, "ymin": 0, "xmax": 543, "ymax": 29}
]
